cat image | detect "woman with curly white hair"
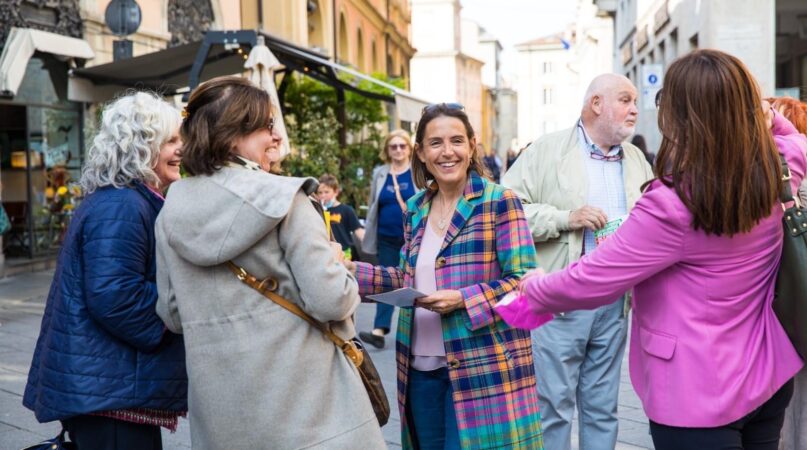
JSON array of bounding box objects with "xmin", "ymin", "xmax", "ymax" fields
[{"xmin": 23, "ymin": 92, "xmax": 188, "ymax": 450}]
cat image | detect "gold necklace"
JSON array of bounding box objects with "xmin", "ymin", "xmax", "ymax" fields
[{"xmin": 436, "ymin": 193, "xmax": 454, "ymax": 230}]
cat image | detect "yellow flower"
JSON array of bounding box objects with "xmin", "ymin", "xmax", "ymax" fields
[
  {"xmin": 45, "ymin": 187, "xmax": 55, "ymax": 198},
  {"xmin": 63, "ymin": 204, "xmax": 74, "ymax": 211},
  {"xmin": 57, "ymin": 186, "xmax": 68, "ymax": 196}
]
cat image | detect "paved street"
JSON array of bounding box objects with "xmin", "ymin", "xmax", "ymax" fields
[{"xmin": 0, "ymin": 269, "xmax": 654, "ymax": 449}]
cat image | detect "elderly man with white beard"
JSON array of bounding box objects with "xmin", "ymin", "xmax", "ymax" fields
[{"xmin": 503, "ymin": 73, "xmax": 654, "ymax": 450}]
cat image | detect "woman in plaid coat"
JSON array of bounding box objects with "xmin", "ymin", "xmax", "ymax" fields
[{"xmin": 350, "ymin": 104, "xmax": 544, "ymax": 449}]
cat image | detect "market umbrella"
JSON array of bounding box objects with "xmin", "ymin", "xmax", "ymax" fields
[{"xmin": 244, "ymin": 35, "xmax": 291, "ymax": 158}]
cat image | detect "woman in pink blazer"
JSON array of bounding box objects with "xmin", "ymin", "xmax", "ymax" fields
[{"xmin": 497, "ymin": 49, "xmax": 807, "ymax": 449}]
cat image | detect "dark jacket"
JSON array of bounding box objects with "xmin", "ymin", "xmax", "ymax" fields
[{"xmin": 23, "ymin": 183, "xmax": 187, "ymax": 423}]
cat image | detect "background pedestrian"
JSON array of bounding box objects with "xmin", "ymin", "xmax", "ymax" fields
[{"xmin": 360, "ymin": 129, "xmax": 417, "ymax": 349}]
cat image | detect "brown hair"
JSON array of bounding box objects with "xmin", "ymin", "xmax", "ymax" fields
[
  {"xmin": 380, "ymin": 129, "xmax": 413, "ymax": 162},
  {"xmin": 654, "ymin": 49, "xmax": 780, "ymax": 236},
  {"xmin": 180, "ymin": 76, "xmax": 273, "ymax": 176},
  {"xmin": 411, "ymin": 104, "xmax": 488, "ymax": 190},
  {"xmin": 317, "ymin": 173, "xmax": 340, "ymax": 191},
  {"xmin": 768, "ymin": 97, "xmax": 807, "ymax": 135}
]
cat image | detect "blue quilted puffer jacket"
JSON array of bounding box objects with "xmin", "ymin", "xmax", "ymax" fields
[{"xmin": 23, "ymin": 183, "xmax": 187, "ymax": 423}]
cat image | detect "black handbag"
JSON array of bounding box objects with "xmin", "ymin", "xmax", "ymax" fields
[
  {"xmin": 20, "ymin": 429, "xmax": 76, "ymax": 450},
  {"xmin": 773, "ymin": 156, "xmax": 807, "ymax": 358}
]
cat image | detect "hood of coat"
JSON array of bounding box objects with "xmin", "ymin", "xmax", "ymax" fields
[{"xmin": 159, "ymin": 167, "xmax": 318, "ymax": 266}]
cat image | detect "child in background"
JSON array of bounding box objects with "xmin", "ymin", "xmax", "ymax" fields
[{"xmin": 317, "ymin": 174, "xmax": 365, "ymax": 260}]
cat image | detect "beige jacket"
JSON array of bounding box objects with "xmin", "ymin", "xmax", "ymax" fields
[
  {"xmin": 155, "ymin": 167, "xmax": 385, "ymax": 450},
  {"xmin": 502, "ymin": 126, "xmax": 654, "ymax": 273}
]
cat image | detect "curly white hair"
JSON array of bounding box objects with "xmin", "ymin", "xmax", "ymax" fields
[{"xmin": 81, "ymin": 91, "xmax": 181, "ymax": 194}]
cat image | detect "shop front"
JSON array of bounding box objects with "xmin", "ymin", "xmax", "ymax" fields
[{"xmin": 1, "ymin": 55, "xmax": 84, "ymax": 263}]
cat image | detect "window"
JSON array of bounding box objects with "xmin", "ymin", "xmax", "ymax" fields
[
  {"xmin": 669, "ymin": 29, "xmax": 678, "ymax": 60},
  {"xmin": 543, "ymin": 88, "xmax": 552, "ymax": 105},
  {"xmin": 543, "ymin": 61, "xmax": 552, "ymax": 74}
]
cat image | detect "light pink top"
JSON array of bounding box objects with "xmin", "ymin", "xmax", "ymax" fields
[
  {"xmin": 500, "ymin": 111, "xmax": 807, "ymax": 427},
  {"xmin": 411, "ymin": 220, "xmax": 447, "ymax": 371}
]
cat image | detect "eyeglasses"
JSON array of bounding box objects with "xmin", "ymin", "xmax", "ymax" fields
[
  {"xmin": 654, "ymin": 89, "xmax": 663, "ymax": 109},
  {"xmin": 267, "ymin": 117, "xmax": 275, "ymax": 134},
  {"xmin": 422, "ymin": 102, "xmax": 465, "ymax": 115},
  {"xmin": 388, "ymin": 143, "xmax": 408, "ymax": 150},
  {"xmin": 590, "ymin": 152, "xmax": 624, "ymax": 162}
]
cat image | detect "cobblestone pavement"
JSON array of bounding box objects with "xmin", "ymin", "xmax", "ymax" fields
[{"xmin": 0, "ymin": 269, "xmax": 653, "ymax": 449}]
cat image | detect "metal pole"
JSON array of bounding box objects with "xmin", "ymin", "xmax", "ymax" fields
[{"xmin": 336, "ymin": 87, "xmax": 347, "ymax": 148}]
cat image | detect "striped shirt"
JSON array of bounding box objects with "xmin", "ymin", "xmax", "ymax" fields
[{"xmin": 577, "ymin": 120, "xmax": 628, "ymax": 254}]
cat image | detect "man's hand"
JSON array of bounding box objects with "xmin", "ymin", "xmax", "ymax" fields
[{"xmin": 569, "ymin": 205, "xmax": 608, "ymax": 231}]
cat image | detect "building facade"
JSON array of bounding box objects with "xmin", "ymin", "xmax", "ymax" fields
[
  {"xmin": 515, "ymin": 0, "xmax": 615, "ymax": 148},
  {"xmin": 409, "ymin": 0, "xmax": 483, "ymax": 139},
  {"xmin": 240, "ymin": 0, "xmax": 414, "ymax": 80},
  {"xmin": 600, "ymin": 0, "xmax": 807, "ymax": 154},
  {"xmin": 0, "ymin": 0, "xmax": 239, "ymax": 271},
  {"xmin": 515, "ymin": 33, "xmax": 578, "ymax": 148}
]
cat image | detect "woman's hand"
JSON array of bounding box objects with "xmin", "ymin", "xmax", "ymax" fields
[
  {"xmin": 762, "ymin": 99, "xmax": 773, "ymax": 129},
  {"xmin": 330, "ymin": 242, "xmax": 345, "ymax": 264},
  {"xmin": 342, "ymin": 259, "xmax": 357, "ymax": 275},
  {"xmin": 416, "ymin": 290, "xmax": 463, "ymax": 314},
  {"xmin": 519, "ymin": 268, "xmax": 546, "ymax": 296}
]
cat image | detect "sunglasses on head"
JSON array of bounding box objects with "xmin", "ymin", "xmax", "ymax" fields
[{"xmin": 422, "ymin": 102, "xmax": 465, "ymax": 115}]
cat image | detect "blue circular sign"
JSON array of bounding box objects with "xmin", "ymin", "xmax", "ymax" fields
[{"xmin": 648, "ymin": 74, "xmax": 659, "ymax": 85}]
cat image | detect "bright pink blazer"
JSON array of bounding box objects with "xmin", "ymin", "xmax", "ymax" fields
[{"xmin": 509, "ymin": 112, "xmax": 807, "ymax": 427}]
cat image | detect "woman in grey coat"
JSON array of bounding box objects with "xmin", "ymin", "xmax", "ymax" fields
[{"xmin": 155, "ymin": 76, "xmax": 386, "ymax": 450}]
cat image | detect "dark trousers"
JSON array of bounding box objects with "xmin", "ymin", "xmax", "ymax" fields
[
  {"xmin": 373, "ymin": 234, "xmax": 404, "ymax": 332},
  {"xmin": 62, "ymin": 415, "xmax": 162, "ymax": 450},
  {"xmin": 407, "ymin": 368, "xmax": 461, "ymax": 450},
  {"xmin": 650, "ymin": 379, "xmax": 794, "ymax": 450}
]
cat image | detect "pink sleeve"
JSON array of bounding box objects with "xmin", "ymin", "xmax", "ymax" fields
[
  {"xmin": 772, "ymin": 110, "xmax": 807, "ymax": 195},
  {"xmin": 523, "ymin": 184, "xmax": 686, "ymax": 314}
]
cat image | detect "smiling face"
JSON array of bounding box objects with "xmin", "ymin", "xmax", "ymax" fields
[
  {"xmin": 386, "ymin": 136, "xmax": 411, "ymax": 165},
  {"xmin": 231, "ymin": 126, "xmax": 283, "ymax": 172},
  {"xmin": 415, "ymin": 116, "xmax": 475, "ymax": 192},
  {"xmin": 153, "ymin": 126, "xmax": 183, "ymax": 188}
]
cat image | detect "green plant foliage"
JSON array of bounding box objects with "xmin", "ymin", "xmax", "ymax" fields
[{"xmin": 281, "ymin": 72, "xmax": 405, "ymax": 214}]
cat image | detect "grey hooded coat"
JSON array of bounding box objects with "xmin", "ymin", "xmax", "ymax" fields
[{"xmin": 155, "ymin": 166, "xmax": 386, "ymax": 449}]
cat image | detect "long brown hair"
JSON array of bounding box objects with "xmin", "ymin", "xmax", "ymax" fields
[
  {"xmin": 411, "ymin": 104, "xmax": 488, "ymax": 190},
  {"xmin": 654, "ymin": 49, "xmax": 781, "ymax": 236},
  {"xmin": 181, "ymin": 76, "xmax": 273, "ymax": 176}
]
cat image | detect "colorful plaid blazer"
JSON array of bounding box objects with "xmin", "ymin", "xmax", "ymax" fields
[{"xmin": 356, "ymin": 173, "xmax": 544, "ymax": 449}]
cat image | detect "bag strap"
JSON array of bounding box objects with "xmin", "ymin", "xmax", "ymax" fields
[
  {"xmin": 780, "ymin": 155, "xmax": 801, "ymax": 208},
  {"xmin": 225, "ymin": 261, "xmax": 363, "ymax": 366}
]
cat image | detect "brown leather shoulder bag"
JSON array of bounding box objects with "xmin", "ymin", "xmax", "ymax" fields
[{"xmin": 226, "ymin": 261, "xmax": 391, "ymax": 426}]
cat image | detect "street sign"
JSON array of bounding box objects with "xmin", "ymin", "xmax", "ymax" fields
[{"xmin": 642, "ymin": 64, "xmax": 663, "ymax": 110}]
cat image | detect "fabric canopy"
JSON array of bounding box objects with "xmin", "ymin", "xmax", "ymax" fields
[
  {"xmin": 0, "ymin": 27, "xmax": 94, "ymax": 97},
  {"xmin": 244, "ymin": 35, "xmax": 291, "ymax": 158}
]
